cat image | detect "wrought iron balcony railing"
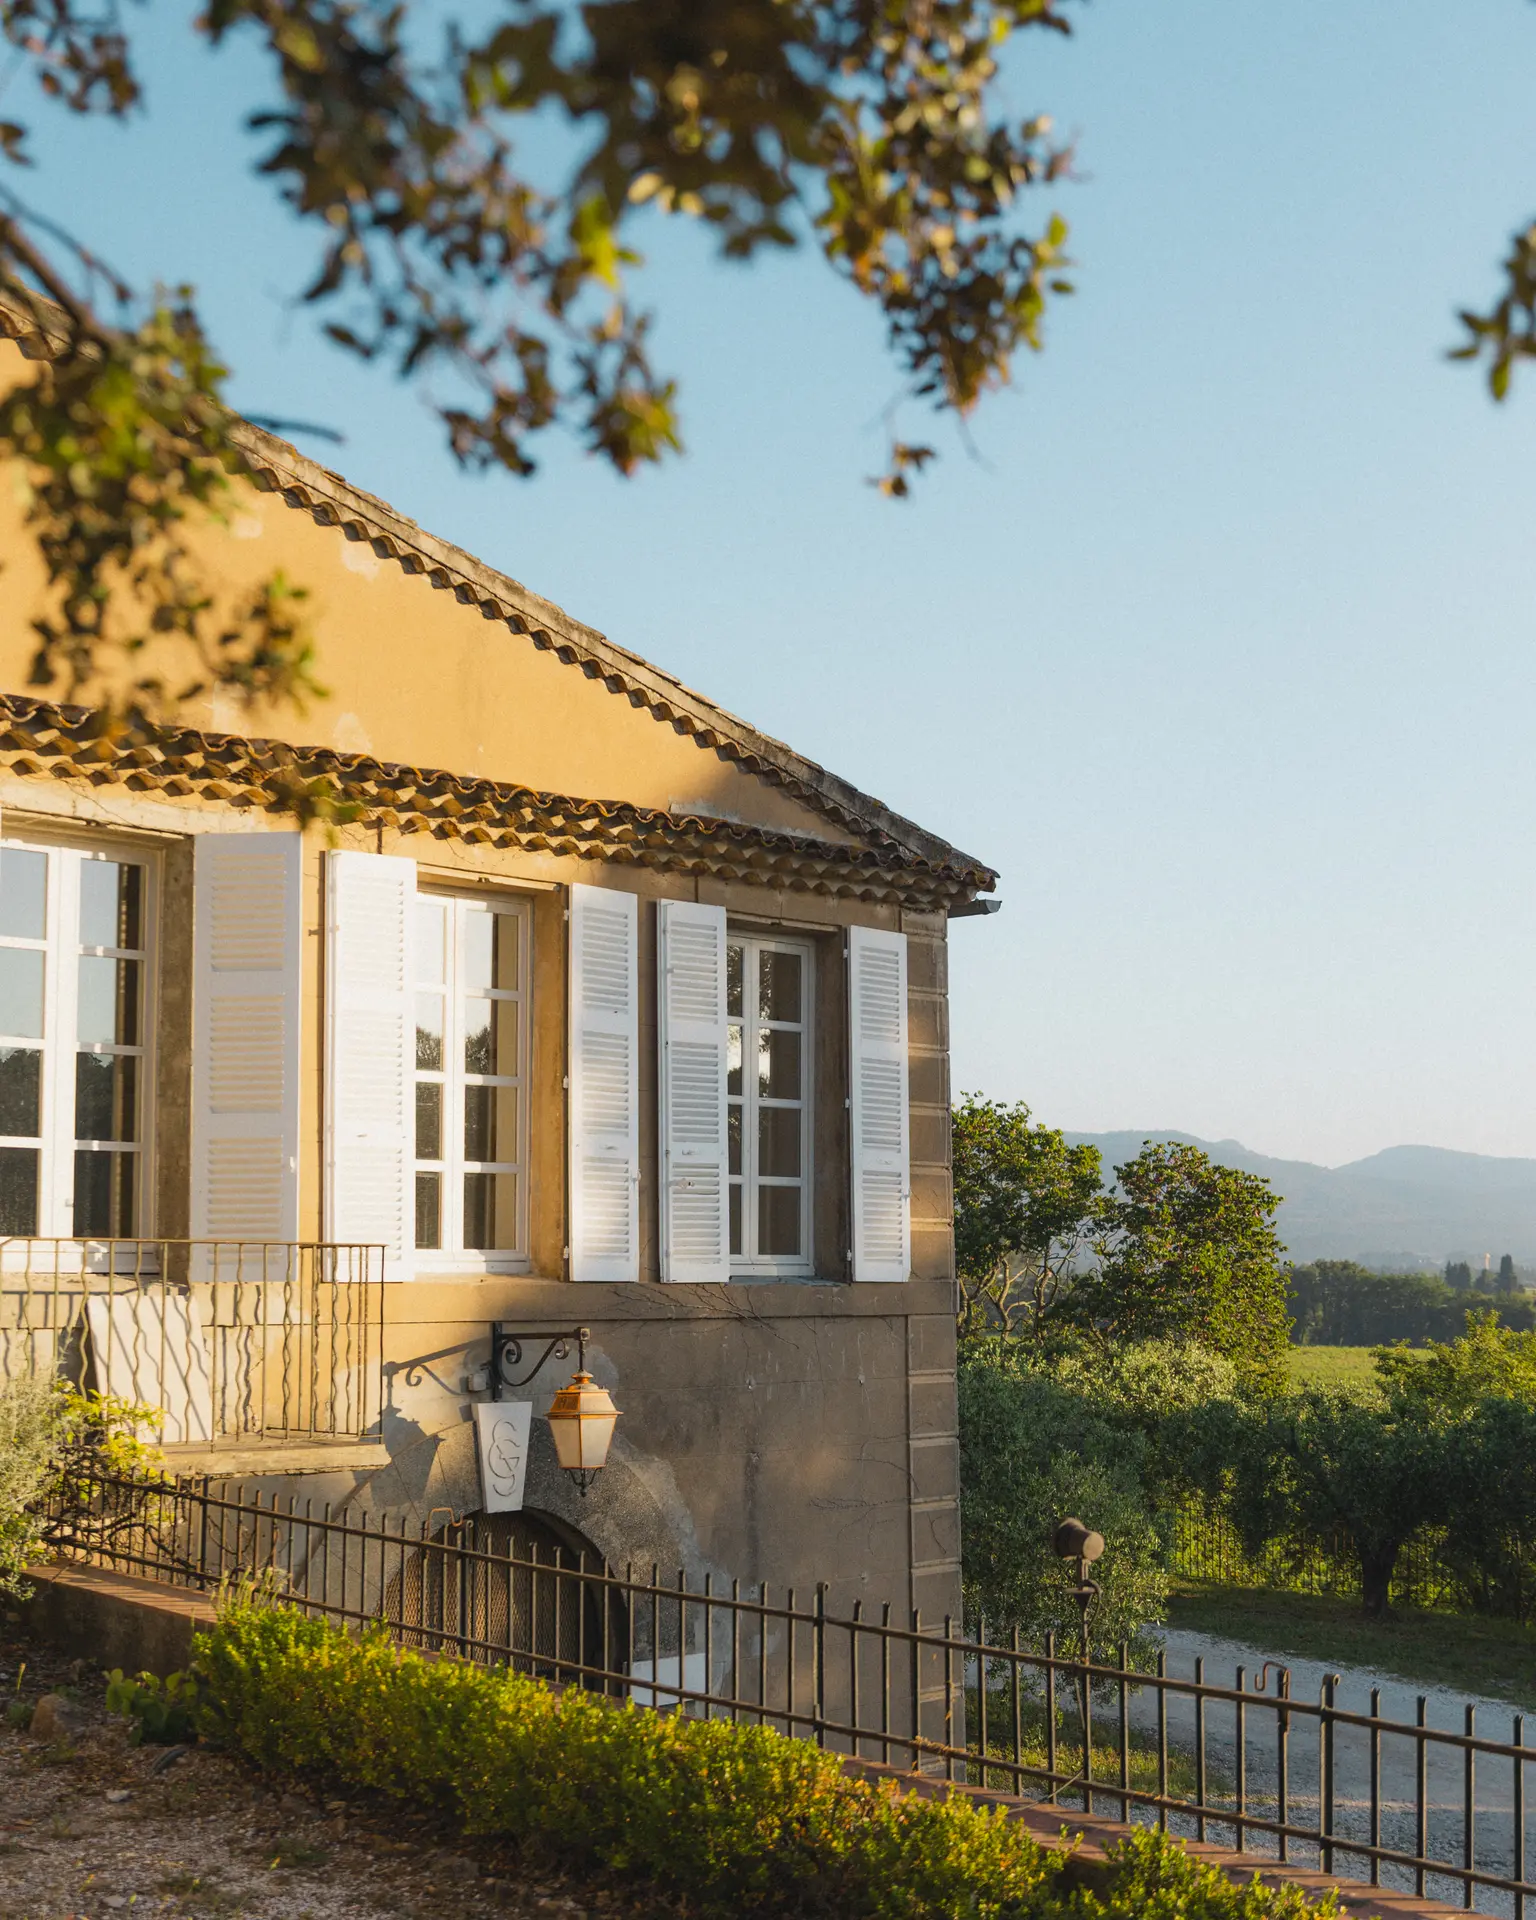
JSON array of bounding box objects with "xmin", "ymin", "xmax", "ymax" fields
[{"xmin": 0, "ymin": 1237, "xmax": 384, "ymax": 1444}]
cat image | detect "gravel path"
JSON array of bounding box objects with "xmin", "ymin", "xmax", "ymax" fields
[
  {"xmin": 1136, "ymin": 1629, "xmax": 1535, "ymax": 1917},
  {"xmin": 0, "ymin": 1638, "xmax": 667, "ymax": 1920}
]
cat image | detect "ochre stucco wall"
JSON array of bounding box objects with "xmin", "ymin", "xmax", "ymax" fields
[
  {"xmin": 0, "ymin": 316, "xmax": 965, "ymax": 1636},
  {"xmin": 0, "ymin": 777, "xmax": 962, "ymax": 1624}
]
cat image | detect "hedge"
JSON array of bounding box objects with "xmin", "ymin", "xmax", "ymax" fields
[{"xmin": 193, "ymin": 1602, "xmax": 1342, "ymax": 1920}]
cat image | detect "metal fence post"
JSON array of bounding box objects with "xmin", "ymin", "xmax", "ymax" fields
[
  {"xmin": 814, "ymin": 1583, "xmax": 826, "ymax": 1749},
  {"xmin": 1321, "ymin": 1672, "xmax": 1338, "ymax": 1877}
]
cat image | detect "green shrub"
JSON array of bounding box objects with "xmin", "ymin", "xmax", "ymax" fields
[
  {"xmin": 105, "ymin": 1667, "xmax": 201, "ymax": 1745},
  {"xmin": 1069, "ymin": 1827, "xmax": 1342, "ymax": 1920},
  {"xmin": 0, "ymin": 1375, "xmax": 70, "ymax": 1596},
  {"xmin": 196, "ymin": 1600, "xmax": 1064, "ymax": 1919},
  {"xmin": 0, "ymin": 1376, "xmax": 165, "ymax": 1600},
  {"xmin": 194, "ymin": 1603, "xmax": 1347, "ymax": 1920}
]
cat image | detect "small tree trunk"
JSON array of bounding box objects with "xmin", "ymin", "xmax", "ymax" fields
[{"xmin": 1359, "ymin": 1544, "xmax": 1399, "ymax": 1617}]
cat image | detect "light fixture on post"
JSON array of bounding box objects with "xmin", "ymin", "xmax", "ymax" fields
[
  {"xmin": 491, "ymin": 1324, "xmax": 620, "ymax": 1496},
  {"xmin": 1052, "ymin": 1516, "xmax": 1105, "ymax": 1803},
  {"xmin": 1052, "ymin": 1515, "xmax": 1104, "ymax": 1663}
]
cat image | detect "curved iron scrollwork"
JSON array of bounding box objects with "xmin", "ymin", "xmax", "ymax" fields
[{"xmin": 493, "ymin": 1324, "xmax": 589, "ymax": 1397}]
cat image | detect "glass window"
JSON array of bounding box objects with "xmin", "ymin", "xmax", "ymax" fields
[
  {"xmin": 726, "ymin": 933, "xmax": 812, "ymax": 1275},
  {"xmin": 413, "ymin": 894, "xmax": 530, "ymax": 1263},
  {"xmin": 0, "ymin": 839, "xmax": 150, "ymax": 1239}
]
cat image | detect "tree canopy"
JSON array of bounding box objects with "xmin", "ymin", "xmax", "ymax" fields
[
  {"xmin": 1063, "ymin": 1141, "xmax": 1289, "ymax": 1389},
  {"xmin": 952, "ymin": 1095, "xmax": 1103, "ymax": 1338},
  {"xmin": 952, "ymin": 1103, "xmax": 1290, "ymax": 1388},
  {"xmin": 0, "ymin": 0, "xmax": 1081, "ymax": 739}
]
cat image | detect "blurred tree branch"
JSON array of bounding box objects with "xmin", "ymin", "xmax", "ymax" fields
[{"xmin": 0, "ymin": 0, "xmax": 1082, "ymax": 752}]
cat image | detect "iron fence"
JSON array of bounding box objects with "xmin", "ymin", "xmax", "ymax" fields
[
  {"xmin": 0, "ymin": 1238, "xmax": 385, "ymax": 1441},
  {"xmin": 1168, "ymin": 1499, "xmax": 1460, "ymax": 1610},
  {"xmin": 1164, "ymin": 1500, "xmax": 1536, "ymax": 1619},
  {"xmin": 36, "ymin": 1466, "xmax": 1536, "ymax": 1918}
]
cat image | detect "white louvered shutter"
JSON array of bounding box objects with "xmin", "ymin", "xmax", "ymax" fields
[
  {"xmin": 849, "ymin": 925, "xmax": 910, "ymax": 1283},
  {"xmin": 657, "ymin": 901, "xmax": 729, "ymax": 1283},
  {"xmin": 568, "ymin": 883, "xmax": 639, "ymax": 1282},
  {"xmin": 191, "ymin": 833, "xmax": 303, "ymax": 1245},
  {"xmin": 324, "ymin": 851, "xmax": 415, "ymax": 1280}
]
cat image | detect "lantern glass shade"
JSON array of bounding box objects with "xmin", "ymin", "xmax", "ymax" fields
[{"xmin": 546, "ymin": 1370, "xmax": 619, "ymax": 1475}]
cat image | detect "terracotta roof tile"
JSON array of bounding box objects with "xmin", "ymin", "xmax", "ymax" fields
[{"xmin": 0, "ymin": 695, "xmax": 993, "ymax": 910}]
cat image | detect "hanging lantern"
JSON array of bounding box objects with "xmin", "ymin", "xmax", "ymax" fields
[{"xmin": 546, "ymin": 1369, "xmax": 620, "ymax": 1494}]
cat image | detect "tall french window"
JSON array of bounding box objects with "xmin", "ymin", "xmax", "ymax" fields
[
  {"xmin": 0, "ymin": 838, "xmax": 149, "ymax": 1238},
  {"xmin": 413, "ymin": 893, "xmax": 531, "ymax": 1264},
  {"xmin": 726, "ymin": 933, "xmax": 812, "ymax": 1275}
]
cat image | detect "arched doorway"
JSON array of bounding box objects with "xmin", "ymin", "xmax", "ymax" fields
[{"xmin": 383, "ymin": 1508, "xmax": 624, "ymax": 1691}]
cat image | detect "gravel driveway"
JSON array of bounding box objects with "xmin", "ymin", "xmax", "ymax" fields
[{"xmin": 0, "ymin": 1637, "xmax": 666, "ymax": 1920}]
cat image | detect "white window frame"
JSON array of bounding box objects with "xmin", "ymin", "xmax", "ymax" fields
[
  {"xmin": 413, "ymin": 888, "xmax": 533, "ymax": 1274},
  {"xmin": 0, "ymin": 829, "xmax": 158, "ymax": 1242},
  {"xmin": 727, "ymin": 930, "xmax": 814, "ymax": 1279}
]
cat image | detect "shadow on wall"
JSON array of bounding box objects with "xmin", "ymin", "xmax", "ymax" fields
[{"xmin": 358, "ymin": 1405, "xmax": 718, "ymax": 1594}]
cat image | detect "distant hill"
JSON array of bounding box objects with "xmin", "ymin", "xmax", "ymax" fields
[{"xmin": 1064, "ymin": 1133, "xmax": 1536, "ymax": 1269}]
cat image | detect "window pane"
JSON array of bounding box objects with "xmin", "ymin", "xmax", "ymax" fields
[
  {"xmin": 493, "ymin": 913, "xmax": 519, "ymax": 990},
  {"xmin": 78, "ymin": 956, "xmax": 138, "ymax": 1046},
  {"xmin": 75, "ymin": 1052, "xmax": 137, "ymax": 1142},
  {"xmin": 727, "ymin": 1023, "xmax": 743, "ymax": 1097},
  {"xmin": 729, "ymin": 1182, "xmax": 742, "ymax": 1257},
  {"xmin": 0, "ymin": 1146, "xmax": 38, "ymax": 1234},
  {"xmin": 726, "ymin": 943, "xmax": 744, "ymax": 1018},
  {"xmin": 464, "ymin": 999, "xmax": 517, "ymax": 1076},
  {"xmin": 758, "ymin": 1106, "xmax": 801, "ymax": 1179},
  {"xmin": 759, "ymin": 949, "xmax": 802, "ymax": 1024},
  {"xmin": 463, "ymin": 909, "xmax": 493, "ymax": 989},
  {"xmin": 0, "ymin": 849, "xmax": 46, "ymax": 940},
  {"xmin": 415, "ymin": 1082, "xmax": 442, "ymax": 1160},
  {"xmin": 757, "ymin": 1184, "xmax": 801, "ymax": 1258},
  {"xmin": 463, "ymin": 909, "xmax": 517, "ymax": 991},
  {"xmin": 463, "ymin": 1171, "xmax": 517, "ymax": 1251},
  {"xmin": 415, "ymin": 993, "xmax": 444, "ymax": 1070},
  {"xmin": 727, "ymin": 1106, "xmax": 742, "ymax": 1176},
  {"xmin": 0, "ymin": 948, "xmax": 44, "ymax": 1039},
  {"xmin": 416, "ymin": 901, "xmax": 446, "ymax": 984},
  {"xmin": 80, "ymin": 860, "xmax": 141, "ymax": 950},
  {"xmin": 758, "ymin": 1028, "xmax": 801, "ymax": 1100},
  {"xmin": 464, "ymin": 1001, "xmax": 490, "ymax": 1075},
  {"xmin": 0, "ymin": 1048, "xmax": 41, "ymax": 1138},
  {"xmin": 73, "ymin": 1149, "xmax": 135, "ymax": 1236},
  {"xmin": 465, "ymin": 1084, "xmax": 518, "ymax": 1163},
  {"xmin": 415, "ymin": 1172, "xmax": 441, "ymax": 1249}
]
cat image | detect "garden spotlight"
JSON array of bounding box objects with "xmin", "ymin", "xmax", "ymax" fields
[{"xmin": 1053, "ymin": 1515, "xmax": 1103, "ymax": 1663}]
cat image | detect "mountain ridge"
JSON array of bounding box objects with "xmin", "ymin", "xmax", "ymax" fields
[{"xmin": 1063, "ymin": 1133, "xmax": 1536, "ymax": 1268}]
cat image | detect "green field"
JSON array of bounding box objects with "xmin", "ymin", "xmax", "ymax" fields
[{"xmin": 1285, "ymin": 1345, "xmax": 1379, "ymax": 1391}]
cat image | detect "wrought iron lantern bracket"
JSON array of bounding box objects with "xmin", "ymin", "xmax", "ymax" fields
[{"xmin": 491, "ymin": 1324, "xmax": 589, "ymax": 1399}]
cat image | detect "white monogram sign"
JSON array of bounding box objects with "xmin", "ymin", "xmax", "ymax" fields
[{"xmin": 473, "ymin": 1400, "xmax": 532, "ymax": 1514}]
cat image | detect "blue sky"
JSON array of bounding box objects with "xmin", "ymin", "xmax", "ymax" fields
[{"xmin": 9, "ymin": 1, "xmax": 1536, "ymax": 1167}]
